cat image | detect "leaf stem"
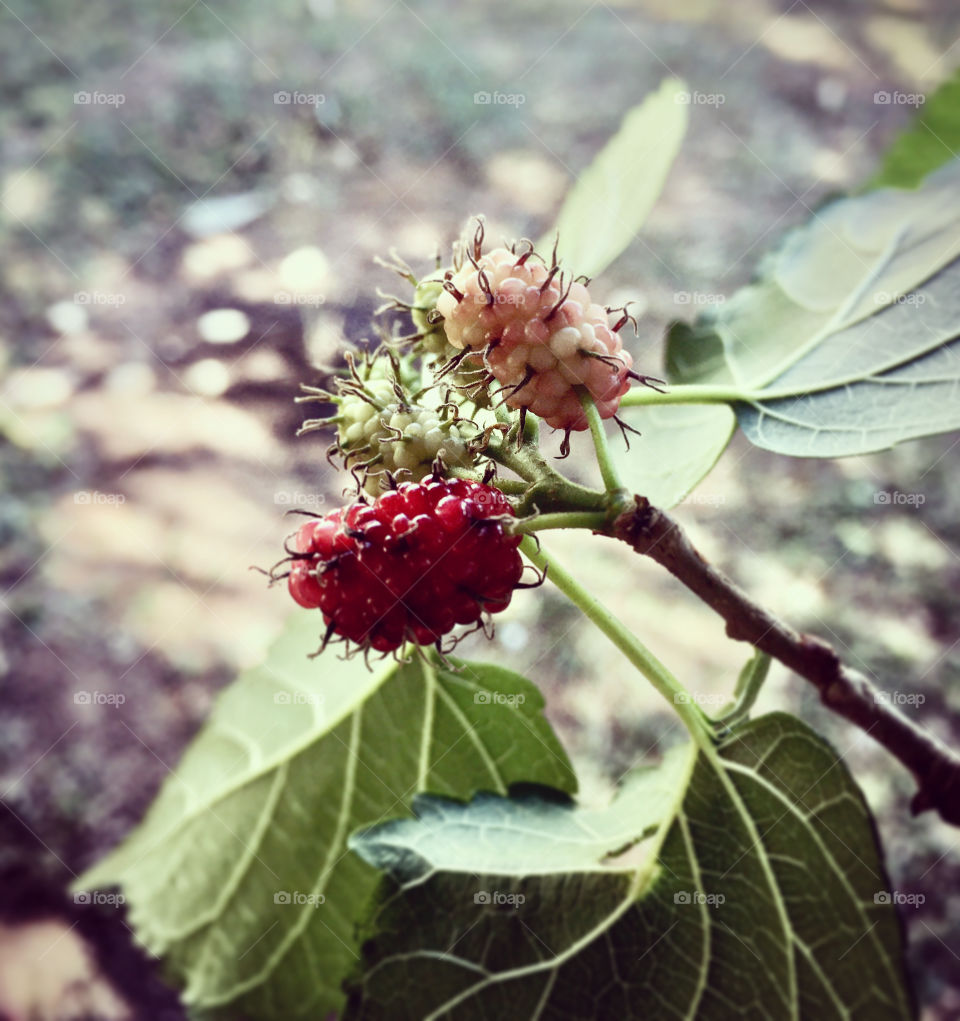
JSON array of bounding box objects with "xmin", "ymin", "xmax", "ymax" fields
[
  {"xmin": 417, "ymin": 654, "xmax": 438, "ymax": 792},
  {"xmin": 578, "ymin": 389, "xmax": 624, "ymax": 494},
  {"xmin": 520, "ymin": 537, "xmax": 712, "ymax": 744},
  {"xmin": 620, "ymin": 383, "xmax": 751, "ymax": 408}
]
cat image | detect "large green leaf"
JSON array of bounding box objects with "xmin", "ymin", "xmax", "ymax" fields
[
  {"xmin": 665, "ymin": 159, "xmax": 960, "ymax": 457},
  {"xmin": 545, "ymin": 78, "xmax": 688, "ymax": 279},
  {"xmin": 870, "ymin": 69, "xmax": 960, "ymax": 191},
  {"xmin": 347, "ymin": 714, "xmax": 913, "ymax": 1020},
  {"xmin": 78, "ymin": 616, "xmax": 575, "ymax": 1019}
]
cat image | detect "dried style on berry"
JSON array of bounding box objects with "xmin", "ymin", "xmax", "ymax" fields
[{"xmin": 282, "ymin": 478, "xmax": 525, "ymax": 654}]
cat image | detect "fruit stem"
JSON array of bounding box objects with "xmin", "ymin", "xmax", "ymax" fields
[
  {"xmin": 518, "ymin": 511, "xmax": 609, "ymax": 533},
  {"xmin": 513, "ymin": 478, "xmax": 607, "ymax": 516},
  {"xmin": 520, "ymin": 537, "xmax": 712, "ymax": 741},
  {"xmin": 578, "ymin": 389, "xmax": 625, "ymax": 496}
]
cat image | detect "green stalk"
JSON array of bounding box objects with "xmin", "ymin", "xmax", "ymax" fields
[
  {"xmin": 578, "ymin": 389, "xmax": 624, "ymax": 494},
  {"xmin": 520, "ymin": 537, "xmax": 712, "ymax": 743},
  {"xmin": 484, "ymin": 429, "xmax": 608, "ymax": 516}
]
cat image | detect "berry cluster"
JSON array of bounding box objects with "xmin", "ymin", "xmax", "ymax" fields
[
  {"xmin": 283, "ymin": 220, "xmax": 651, "ymax": 655},
  {"xmin": 434, "ymin": 230, "xmax": 635, "ymax": 432},
  {"xmin": 287, "ymin": 478, "xmax": 523, "ymax": 653}
]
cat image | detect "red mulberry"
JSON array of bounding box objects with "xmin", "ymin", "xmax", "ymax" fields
[{"xmin": 286, "ymin": 478, "xmax": 523, "ymax": 653}]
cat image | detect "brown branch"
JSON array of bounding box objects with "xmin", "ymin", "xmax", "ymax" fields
[{"xmin": 612, "ymin": 495, "xmax": 960, "ymax": 827}]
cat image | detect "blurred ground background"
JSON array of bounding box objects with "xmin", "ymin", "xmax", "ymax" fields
[{"xmin": 1, "ymin": 0, "xmax": 959, "ymax": 1017}]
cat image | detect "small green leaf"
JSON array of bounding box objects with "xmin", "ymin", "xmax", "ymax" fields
[
  {"xmin": 348, "ymin": 714, "xmax": 913, "ymax": 1020},
  {"xmin": 870, "ymin": 69, "xmax": 960, "ymax": 191},
  {"xmin": 545, "ymin": 78, "xmax": 689, "ymax": 279},
  {"xmin": 665, "ymin": 316, "xmax": 735, "ymax": 385},
  {"xmin": 612, "ymin": 403, "xmax": 735, "ymax": 508},
  {"xmin": 78, "ymin": 617, "xmax": 575, "ymax": 1019}
]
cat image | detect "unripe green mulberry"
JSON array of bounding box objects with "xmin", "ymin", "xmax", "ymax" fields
[
  {"xmin": 410, "ymin": 277, "xmax": 448, "ymax": 356},
  {"xmin": 339, "ymin": 391, "xmax": 474, "ymax": 496},
  {"xmin": 299, "ymin": 355, "xmax": 479, "ymax": 496}
]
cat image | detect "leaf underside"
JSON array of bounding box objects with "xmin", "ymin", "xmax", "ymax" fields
[
  {"xmin": 348, "ymin": 714, "xmax": 913, "ymax": 1021},
  {"xmin": 667, "ymin": 159, "xmax": 960, "ymax": 457}
]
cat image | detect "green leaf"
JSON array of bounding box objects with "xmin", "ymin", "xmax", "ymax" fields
[
  {"xmin": 347, "ymin": 714, "xmax": 913, "ymax": 1020},
  {"xmin": 612, "ymin": 403, "xmax": 736, "ymax": 508},
  {"xmin": 544, "ymin": 78, "xmax": 688, "ymax": 279},
  {"xmin": 870, "ymin": 69, "xmax": 960, "ymax": 190},
  {"xmin": 77, "ymin": 616, "xmax": 575, "ymax": 1019},
  {"xmin": 667, "ymin": 159, "xmax": 960, "ymax": 457},
  {"xmin": 665, "ymin": 316, "xmax": 735, "ymax": 385}
]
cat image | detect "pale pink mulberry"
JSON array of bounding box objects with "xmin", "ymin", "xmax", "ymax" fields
[{"xmin": 435, "ymin": 239, "xmax": 634, "ymax": 433}]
